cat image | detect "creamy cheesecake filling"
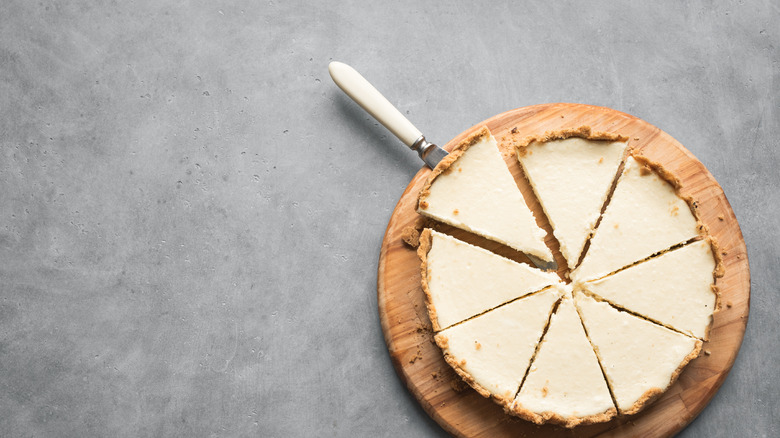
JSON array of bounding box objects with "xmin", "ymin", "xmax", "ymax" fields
[
  {"xmin": 574, "ymin": 291, "xmax": 702, "ymax": 415},
  {"xmin": 419, "ymin": 229, "xmax": 562, "ymax": 331},
  {"xmin": 515, "ymin": 127, "xmax": 628, "ymax": 270},
  {"xmin": 512, "ymin": 287, "xmax": 616, "ymax": 427},
  {"xmin": 580, "ymin": 239, "xmax": 720, "ymax": 339},
  {"xmin": 572, "ymin": 156, "xmax": 703, "ymax": 282},
  {"xmin": 417, "ymin": 127, "xmax": 553, "ymax": 262},
  {"xmin": 434, "ymin": 287, "xmax": 563, "ymax": 403}
]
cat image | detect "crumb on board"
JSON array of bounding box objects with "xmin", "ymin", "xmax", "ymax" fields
[
  {"xmin": 718, "ymin": 214, "xmax": 725, "ymax": 221},
  {"xmin": 450, "ymin": 378, "xmax": 468, "ymax": 393},
  {"xmin": 408, "ymin": 349, "xmax": 423, "ymax": 364},
  {"xmin": 704, "ymin": 350, "xmax": 711, "ymax": 356},
  {"xmin": 727, "ymin": 301, "xmax": 733, "ymax": 308},
  {"xmin": 401, "ymin": 226, "xmax": 420, "ymax": 248}
]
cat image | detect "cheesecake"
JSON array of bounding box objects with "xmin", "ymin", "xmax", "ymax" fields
[
  {"xmin": 572, "ymin": 156, "xmax": 703, "ymax": 282},
  {"xmin": 434, "ymin": 287, "xmax": 562, "ymax": 403},
  {"xmin": 515, "ymin": 127, "xmax": 628, "ymax": 269},
  {"xmin": 417, "ymin": 127, "xmax": 553, "ymax": 262},
  {"xmin": 511, "ymin": 288, "xmax": 616, "ymax": 427},
  {"xmin": 574, "ymin": 291, "xmax": 702, "ymax": 415},
  {"xmin": 580, "ymin": 238, "xmax": 721, "ymax": 339},
  {"xmin": 419, "ymin": 229, "xmax": 562, "ymax": 331},
  {"xmin": 416, "ymin": 126, "xmax": 719, "ymax": 428}
]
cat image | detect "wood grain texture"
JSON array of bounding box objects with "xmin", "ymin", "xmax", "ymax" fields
[{"xmin": 377, "ymin": 103, "xmax": 750, "ymax": 438}]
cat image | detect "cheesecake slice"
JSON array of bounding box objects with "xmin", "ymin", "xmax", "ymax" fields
[
  {"xmin": 511, "ymin": 288, "xmax": 616, "ymax": 428},
  {"xmin": 434, "ymin": 286, "xmax": 562, "ymax": 404},
  {"xmin": 419, "ymin": 229, "xmax": 562, "ymax": 331},
  {"xmin": 574, "ymin": 291, "xmax": 701, "ymax": 415},
  {"xmin": 572, "ymin": 156, "xmax": 702, "ymax": 282},
  {"xmin": 515, "ymin": 127, "xmax": 628, "ymax": 269},
  {"xmin": 581, "ymin": 239, "xmax": 721, "ymax": 339},
  {"xmin": 417, "ymin": 127, "xmax": 553, "ymax": 262}
]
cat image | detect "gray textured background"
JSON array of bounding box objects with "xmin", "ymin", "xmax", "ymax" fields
[{"xmin": 1, "ymin": 0, "xmax": 777, "ymax": 437}]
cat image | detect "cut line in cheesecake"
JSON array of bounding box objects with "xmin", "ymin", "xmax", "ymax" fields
[
  {"xmin": 433, "ymin": 286, "xmax": 563, "ymax": 404},
  {"xmin": 572, "ymin": 155, "xmax": 706, "ymax": 282},
  {"xmin": 513, "ymin": 126, "xmax": 629, "ymax": 271},
  {"xmin": 512, "ymin": 290, "xmax": 563, "ymax": 399},
  {"xmin": 418, "ymin": 228, "xmax": 562, "ymax": 331},
  {"xmin": 575, "ymin": 287, "xmax": 698, "ymax": 340},
  {"xmin": 578, "ymin": 237, "xmax": 723, "ymax": 340},
  {"xmin": 574, "ymin": 290, "xmax": 702, "ymax": 415}
]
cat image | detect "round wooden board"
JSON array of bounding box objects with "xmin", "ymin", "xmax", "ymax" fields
[{"xmin": 377, "ymin": 103, "xmax": 750, "ymax": 438}]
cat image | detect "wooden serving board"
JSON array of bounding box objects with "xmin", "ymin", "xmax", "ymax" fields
[{"xmin": 377, "ymin": 103, "xmax": 750, "ymax": 438}]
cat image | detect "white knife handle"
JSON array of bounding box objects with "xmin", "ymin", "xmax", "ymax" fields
[{"xmin": 329, "ymin": 61, "xmax": 422, "ymax": 147}]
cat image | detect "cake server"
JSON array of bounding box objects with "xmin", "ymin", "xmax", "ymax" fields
[
  {"xmin": 328, "ymin": 61, "xmax": 556, "ymax": 271},
  {"xmin": 328, "ymin": 61, "xmax": 448, "ymax": 169}
]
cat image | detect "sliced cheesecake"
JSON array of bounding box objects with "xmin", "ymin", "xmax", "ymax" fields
[
  {"xmin": 417, "ymin": 126, "xmax": 553, "ymax": 262},
  {"xmin": 581, "ymin": 239, "xmax": 721, "ymax": 339},
  {"xmin": 572, "ymin": 156, "xmax": 702, "ymax": 282},
  {"xmin": 419, "ymin": 229, "xmax": 562, "ymax": 331},
  {"xmin": 434, "ymin": 286, "xmax": 563, "ymax": 404},
  {"xmin": 515, "ymin": 126, "xmax": 628, "ymax": 269},
  {"xmin": 574, "ymin": 291, "xmax": 701, "ymax": 415},
  {"xmin": 511, "ymin": 289, "xmax": 616, "ymax": 428}
]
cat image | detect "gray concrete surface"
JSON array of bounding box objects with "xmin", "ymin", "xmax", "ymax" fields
[{"xmin": 0, "ymin": 0, "xmax": 777, "ymax": 436}]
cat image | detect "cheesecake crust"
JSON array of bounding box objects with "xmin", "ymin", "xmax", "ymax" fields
[
  {"xmin": 507, "ymin": 403, "xmax": 617, "ymax": 429},
  {"xmin": 512, "ymin": 125, "xmax": 629, "ymax": 156},
  {"xmin": 417, "ymin": 228, "xmax": 443, "ymax": 332}
]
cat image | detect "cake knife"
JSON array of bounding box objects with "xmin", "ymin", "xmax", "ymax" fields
[{"xmin": 328, "ymin": 61, "xmax": 556, "ymax": 271}]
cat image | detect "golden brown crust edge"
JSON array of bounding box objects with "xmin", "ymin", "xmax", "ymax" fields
[
  {"xmin": 620, "ymin": 339, "xmax": 704, "ymax": 416},
  {"xmin": 417, "ymin": 228, "xmax": 442, "ymax": 333},
  {"xmin": 513, "ymin": 125, "xmax": 629, "ymax": 154},
  {"xmin": 703, "ymin": 235, "xmax": 725, "ymax": 340},
  {"xmin": 507, "ymin": 403, "xmax": 617, "ymax": 429},
  {"xmin": 417, "ymin": 126, "xmax": 492, "ymax": 211}
]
